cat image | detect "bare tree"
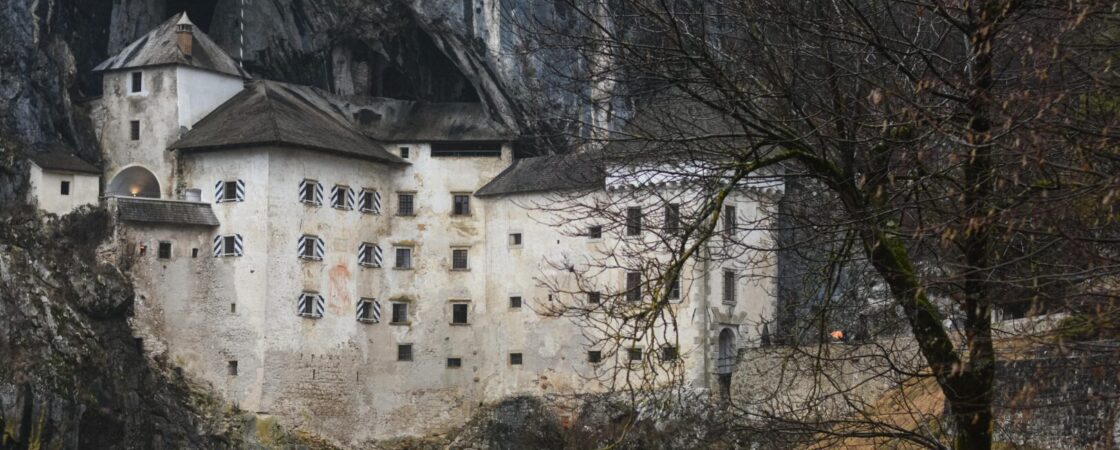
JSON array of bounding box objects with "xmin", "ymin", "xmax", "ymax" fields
[{"xmin": 510, "ymin": 0, "xmax": 1120, "ymax": 448}]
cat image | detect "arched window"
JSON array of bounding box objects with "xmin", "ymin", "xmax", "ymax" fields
[
  {"xmin": 717, "ymin": 328, "xmax": 736, "ymax": 375},
  {"xmin": 108, "ymin": 166, "xmax": 160, "ymax": 198}
]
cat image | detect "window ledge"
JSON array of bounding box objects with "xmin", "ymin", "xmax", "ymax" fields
[
  {"xmin": 360, "ymin": 209, "xmax": 380, "ymax": 215},
  {"xmin": 298, "ymin": 256, "xmax": 321, "ymax": 262},
  {"xmin": 393, "ymin": 267, "xmax": 414, "ymax": 271},
  {"xmin": 396, "ymin": 213, "xmax": 416, "ymax": 217},
  {"xmin": 359, "ymin": 263, "xmax": 382, "ymax": 268},
  {"xmin": 450, "ymin": 268, "xmax": 471, "ymax": 272},
  {"xmin": 298, "ymin": 313, "xmax": 322, "ymax": 319},
  {"xmin": 300, "ymin": 201, "xmax": 321, "ymax": 207},
  {"xmin": 357, "ymin": 319, "xmax": 379, "ymax": 324},
  {"xmin": 722, "ymin": 301, "xmax": 737, "ymax": 306},
  {"xmin": 449, "ymin": 322, "xmax": 470, "ymax": 326},
  {"xmin": 389, "ymin": 321, "xmax": 411, "ymax": 326}
]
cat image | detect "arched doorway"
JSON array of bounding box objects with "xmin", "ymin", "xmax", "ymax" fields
[
  {"xmin": 717, "ymin": 328, "xmax": 736, "ymax": 401},
  {"xmin": 108, "ymin": 166, "xmax": 160, "ymax": 198}
]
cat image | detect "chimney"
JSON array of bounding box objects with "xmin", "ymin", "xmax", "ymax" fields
[{"xmin": 176, "ymin": 13, "xmax": 194, "ymax": 57}]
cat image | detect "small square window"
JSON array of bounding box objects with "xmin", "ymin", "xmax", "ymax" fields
[
  {"xmin": 332, "ymin": 185, "xmax": 350, "ymax": 209},
  {"xmin": 230, "ymin": 303, "xmax": 236, "ymax": 313},
  {"xmin": 399, "ymin": 146, "xmax": 410, "ymax": 159},
  {"xmin": 667, "ymin": 277, "xmax": 681, "ymax": 300},
  {"xmin": 395, "ymin": 247, "xmax": 413, "ymax": 269},
  {"xmin": 398, "ymin": 193, "xmax": 415, "ymax": 216},
  {"xmin": 138, "ymin": 244, "xmax": 147, "ymax": 256},
  {"xmin": 357, "ymin": 298, "xmax": 379, "ymax": 323},
  {"xmin": 360, "ymin": 190, "xmax": 378, "ymax": 213},
  {"xmin": 228, "ymin": 360, "xmax": 238, "ymax": 376},
  {"xmin": 588, "ymin": 351, "xmax": 602, "ymax": 363},
  {"xmin": 130, "ymin": 71, "xmax": 142, "ymax": 93},
  {"xmin": 130, "ymin": 120, "xmax": 140, "ymax": 140},
  {"xmin": 451, "ymin": 248, "xmax": 469, "ymax": 270},
  {"xmin": 588, "ymin": 225, "xmax": 603, "ymax": 240},
  {"xmin": 509, "ymin": 296, "xmax": 522, "ymax": 309},
  {"xmin": 509, "ymin": 353, "xmax": 523, "ymax": 365},
  {"xmin": 222, "ymin": 181, "xmax": 239, "ymax": 201},
  {"xmin": 628, "ymin": 348, "xmax": 643, "ymax": 362},
  {"xmin": 223, "ymin": 236, "xmax": 237, "ymax": 255},
  {"xmin": 661, "ymin": 346, "xmax": 679, "ymax": 361},
  {"xmin": 60, "ymin": 180, "xmax": 70, "ymax": 196},
  {"xmin": 452, "ymin": 303, "xmax": 469, "ymax": 324},
  {"xmin": 509, "ymin": 233, "xmax": 522, "ymax": 247},
  {"xmin": 626, "ymin": 207, "xmax": 642, "ymax": 236},
  {"xmin": 452, "ymin": 194, "xmax": 471, "ymax": 216},
  {"xmin": 301, "ymin": 180, "xmax": 319, "ymax": 204},
  {"xmin": 391, "ymin": 303, "xmax": 409, "ymax": 324},
  {"xmin": 397, "ymin": 344, "xmax": 413, "ymax": 361},
  {"xmin": 447, "ymin": 357, "xmax": 463, "ymax": 368},
  {"xmin": 588, "ymin": 291, "xmax": 601, "ymax": 304},
  {"xmin": 299, "ymin": 235, "xmax": 319, "ymax": 259},
  {"xmin": 191, "ymin": 248, "xmax": 199, "ymax": 258},
  {"xmin": 157, "ymin": 241, "xmax": 172, "ymax": 259}
]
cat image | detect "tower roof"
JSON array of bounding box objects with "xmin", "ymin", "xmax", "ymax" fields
[{"xmin": 94, "ymin": 12, "xmax": 247, "ymax": 78}]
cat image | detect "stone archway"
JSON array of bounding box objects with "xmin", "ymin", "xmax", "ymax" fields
[{"xmin": 108, "ymin": 165, "xmax": 160, "ymax": 198}]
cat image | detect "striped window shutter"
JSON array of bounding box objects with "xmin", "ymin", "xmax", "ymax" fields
[
  {"xmin": 214, "ymin": 181, "xmax": 225, "ymax": 202},
  {"xmin": 346, "ymin": 188, "xmax": 356, "ymax": 210},
  {"xmin": 358, "ymin": 243, "xmax": 383, "ymax": 267},
  {"xmin": 357, "ymin": 299, "xmax": 381, "ymax": 323},
  {"xmin": 297, "ymin": 293, "xmax": 308, "ymax": 316},
  {"xmin": 330, "ymin": 186, "xmax": 339, "ymax": 207},
  {"xmin": 212, "ymin": 235, "xmax": 223, "ymax": 257},
  {"xmin": 314, "ymin": 183, "xmax": 324, "ymax": 205},
  {"xmin": 372, "ymin": 191, "xmax": 382, "ymax": 214},
  {"xmin": 298, "ymin": 293, "xmax": 326, "ymax": 318},
  {"xmin": 298, "ymin": 180, "xmax": 311, "ymax": 204},
  {"xmin": 371, "ymin": 244, "xmax": 382, "ymax": 267},
  {"xmin": 314, "ymin": 294, "xmax": 325, "ymax": 318},
  {"xmin": 314, "ymin": 237, "xmax": 325, "ymax": 260},
  {"xmin": 358, "ymin": 191, "xmax": 367, "ymax": 211},
  {"xmin": 358, "ymin": 243, "xmax": 368, "ymax": 265},
  {"xmin": 297, "ymin": 235, "xmax": 305, "ymax": 257},
  {"xmin": 235, "ymin": 179, "xmax": 246, "ymax": 201},
  {"xmin": 233, "ymin": 234, "xmax": 244, "ymax": 256}
]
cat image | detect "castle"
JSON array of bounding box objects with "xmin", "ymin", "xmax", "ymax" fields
[{"xmin": 29, "ymin": 13, "xmax": 775, "ymax": 445}]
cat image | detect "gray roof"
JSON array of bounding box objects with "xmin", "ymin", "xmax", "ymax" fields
[
  {"xmin": 170, "ymin": 81, "xmax": 407, "ymax": 165},
  {"xmin": 93, "ymin": 12, "xmax": 247, "ymax": 78},
  {"xmin": 28, "ymin": 151, "xmax": 100, "ymax": 174},
  {"xmin": 116, "ymin": 197, "xmax": 220, "ymax": 227},
  {"xmin": 475, "ymin": 152, "xmax": 605, "ymax": 197},
  {"xmin": 344, "ymin": 99, "xmax": 515, "ymax": 142}
]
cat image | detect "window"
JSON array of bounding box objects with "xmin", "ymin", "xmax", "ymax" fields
[
  {"xmin": 723, "ymin": 270, "xmax": 737, "ymax": 304},
  {"xmin": 667, "ymin": 277, "xmax": 681, "ymax": 301},
  {"xmin": 213, "ymin": 234, "xmax": 244, "ymax": 257},
  {"xmin": 626, "ymin": 207, "xmax": 642, "ymax": 236},
  {"xmin": 130, "ymin": 120, "xmax": 140, "ymax": 140},
  {"xmin": 214, "ymin": 179, "xmax": 245, "ymax": 203},
  {"xmin": 452, "ymin": 194, "xmax": 471, "ymax": 216},
  {"xmin": 398, "ymin": 193, "xmax": 415, "ymax": 216},
  {"xmin": 394, "ymin": 247, "xmax": 413, "ymax": 269},
  {"xmin": 358, "ymin": 189, "xmax": 381, "ymax": 214},
  {"xmin": 509, "ymin": 296, "xmax": 522, "ymax": 309},
  {"xmin": 451, "ymin": 303, "xmax": 469, "ymax": 324},
  {"xmin": 391, "ymin": 302, "xmax": 409, "ymax": 324},
  {"xmin": 298, "ymin": 235, "xmax": 323, "ymax": 261},
  {"xmin": 447, "ymin": 357, "xmax": 463, "ymax": 368},
  {"xmin": 628, "ymin": 348, "xmax": 643, "ymax": 362},
  {"xmin": 588, "ymin": 291, "xmax": 601, "ymax": 304},
  {"xmin": 130, "ymin": 71, "xmax": 142, "ymax": 93},
  {"xmin": 399, "ymin": 146, "xmax": 410, "ymax": 159},
  {"xmin": 60, "ymin": 180, "xmax": 70, "ymax": 196},
  {"xmin": 451, "ymin": 248, "xmax": 469, "ymax": 270},
  {"xmin": 331, "ymin": 185, "xmax": 354, "ymax": 210},
  {"xmin": 358, "ymin": 243, "xmax": 383, "ymax": 267},
  {"xmin": 509, "ymin": 353, "xmax": 523, "ymax": 365},
  {"xmin": 297, "ymin": 292, "xmax": 324, "ymax": 318},
  {"xmin": 397, "ymin": 344, "xmax": 413, "ymax": 361},
  {"xmin": 588, "ymin": 350, "xmax": 602, "ymax": 364},
  {"xmin": 724, "ymin": 205, "xmax": 737, "ymax": 237},
  {"xmin": 157, "ymin": 241, "xmax": 172, "ymax": 259},
  {"xmin": 626, "ymin": 272, "xmax": 641, "ymax": 302},
  {"xmin": 230, "ymin": 303, "xmax": 236, "ymax": 313},
  {"xmin": 665, "ymin": 203, "xmax": 680, "ymax": 234},
  {"xmin": 228, "ymin": 360, "xmax": 238, "ymax": 376},
  {"xmin": 588, "ymin": 225, "xmax": 603, "ymax": 240},
  {"xmin": 299, "ymin": 180, "xmax": 322, "ymax": 205},
  {"xmin": 661, "ymin": 346, "xmax": 679, "ymax": 361},
  {"xmin": 509, "ymin": 233, "xmax": 522, "ymax": 247},
  {"xmin": 430, "ymin": 142, "xmax": 501, "ymax": 157},
  {"xmin": 191, "ymin": 248, "xmax": 199, "ymax": 258},
  {"xmin": 356, "ymin": 298, "xmax": 380, "ymax": 323}
]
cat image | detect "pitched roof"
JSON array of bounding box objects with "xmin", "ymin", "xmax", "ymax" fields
[
  {"xmin": 169, "ymin": 81, "xmax": 407, "ymax": 165},
  {"xmin": 116, "ymin": 197, "xmax": 220, "ymax": 227},
  {"xmin": 475, "ymin": 152, "xmax": 605, "ymax": 197},
  {"xmin": 27, "ymin": 151, "xmax": 100, "ymax": 174},
  {"xmin": 93, "ymin": 12, "xmax": 247, "ymax": 78},
  {"xmin": 345, "ymin": 99, "xmax": 515, "ymax": 142}
]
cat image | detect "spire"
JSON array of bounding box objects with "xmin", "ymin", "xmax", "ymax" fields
[{"xmin": 176, "ymin": 12, "xmax": 194, "ymax": 57}]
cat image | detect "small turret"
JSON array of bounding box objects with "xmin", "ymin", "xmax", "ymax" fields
[{"xmin": 176, "ymin": 13, "xmax": 193, "ymax": 57}]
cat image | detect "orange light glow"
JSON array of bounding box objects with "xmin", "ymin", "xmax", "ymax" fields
[
  {"xmin": 130, "ymin": 185, "xmax": 141, "ymax": 196},
  {"xmin": 830, "ymin": 330, "xmax": 845, "ymax": 341}
]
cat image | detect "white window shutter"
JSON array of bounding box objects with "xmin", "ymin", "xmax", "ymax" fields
[
  {"xmin": 356, "ymin": 301, "xmax": 367, "ymax": 320},
  {"xmin": 358, "ymin": 191, "xmax": 368, "ymax": 211},
  {"xmin": 314, "ymin": 237, "xmax": 325, "ymax": 260},
  {"xmin": 214, "ymin": 181, "xmax": 225, "ymax": 203},
  {"xmin": 371, "ymin": 300, "xmax": 381, "ymax": 322},
  {"xmin": 330, "ymin": 186, "xmax": 339, "ymax": 207},
  {"xmin": 212, "ymin": 235, "xmax": 223, "ymax": 257},
  {"xmin": 233, "ymin": 234, "xmax": 244, "ymax": 256},
  {"xmin": 315, "ymin": 183, "xmax": 324, "ymax": 205},
  {"xmin": 235, "ymin": 179, "xmax": 246, "ymax": 201},
  {"xmin": 346, "ymin": 188, "xmax": 356, "ymax": 210},
  {"xmin": 372, "ymin": 244, "xmax": 383, "ymax": 267},
  {"xmin": 358, "ymin": 243, "xmax": 368, "ymax": 265},
  {"xmin": 297, "ymin": 235, "xmax": 306, "ymax": 258},
  {"xmin": 298, "ymin": 180, "xmax": 307, "ymax": 203},
  {"xmin": 373, "ymin": 192, "xmax": 382, "ymax": 214},
  {"xmin": 298, "ymin": 294, "xmax": 309, "ymax": 317},
  {"xmin": 314, "ymin": 294, "xmax": 325, "ymax": 318}
]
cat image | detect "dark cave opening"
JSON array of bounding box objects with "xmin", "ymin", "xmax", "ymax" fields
[{"xmin": 164, "ymin": 0, "xmax": 218, "ymax": 32}]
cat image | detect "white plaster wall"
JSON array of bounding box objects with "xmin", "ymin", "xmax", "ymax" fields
[
  {"xmin": 96, "ymin": 68, "xmax": 182, "ymax": 199},
  {"xmin": 27, "ymin": 165, "xmax": 100, "ymax": 215},
  {"xmin": 176, "ymin": 66, "xmax": 244, "ymax": 128}
]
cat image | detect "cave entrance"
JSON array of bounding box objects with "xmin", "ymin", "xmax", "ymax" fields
[
  {"xmin": 165, "ymin": 0, "xmax": 218, "ymax": 32},
  {"xmin": 108, "ymin": 166, "xmax": 161, "ymax": 198}
]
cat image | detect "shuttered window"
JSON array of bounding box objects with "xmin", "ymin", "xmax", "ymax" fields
[
  {"xmin": 356, "ymin": 298, "xmax": 381, "ymax": 323},
  {"xmin": 215, "ymin": 179, "xmax": 245, "ymax": 203},
  {"xmin": 213, "ymin": 234, "xmax": 244, "ymax": 257},
  {"xmin": 331, "ymin": 185, "xmax": 355, "ymax": 210},
  {"xmin": 299, "ymin": 180, "xmax": 323, "ymax": 206},
  {"xmin": 297, "ymin": 292, "xmax": 325, "ymax": 318},
  {"xmin": 298, "ymin": 235, "xmax": 324, "ymax": 261},
  {"xmin": 358, "ymin": 242, "xmax": 383, "ymax": 267},
  {"xmin": 358, "ymin": 189, "xmax": 381, "ymax": 214}
]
